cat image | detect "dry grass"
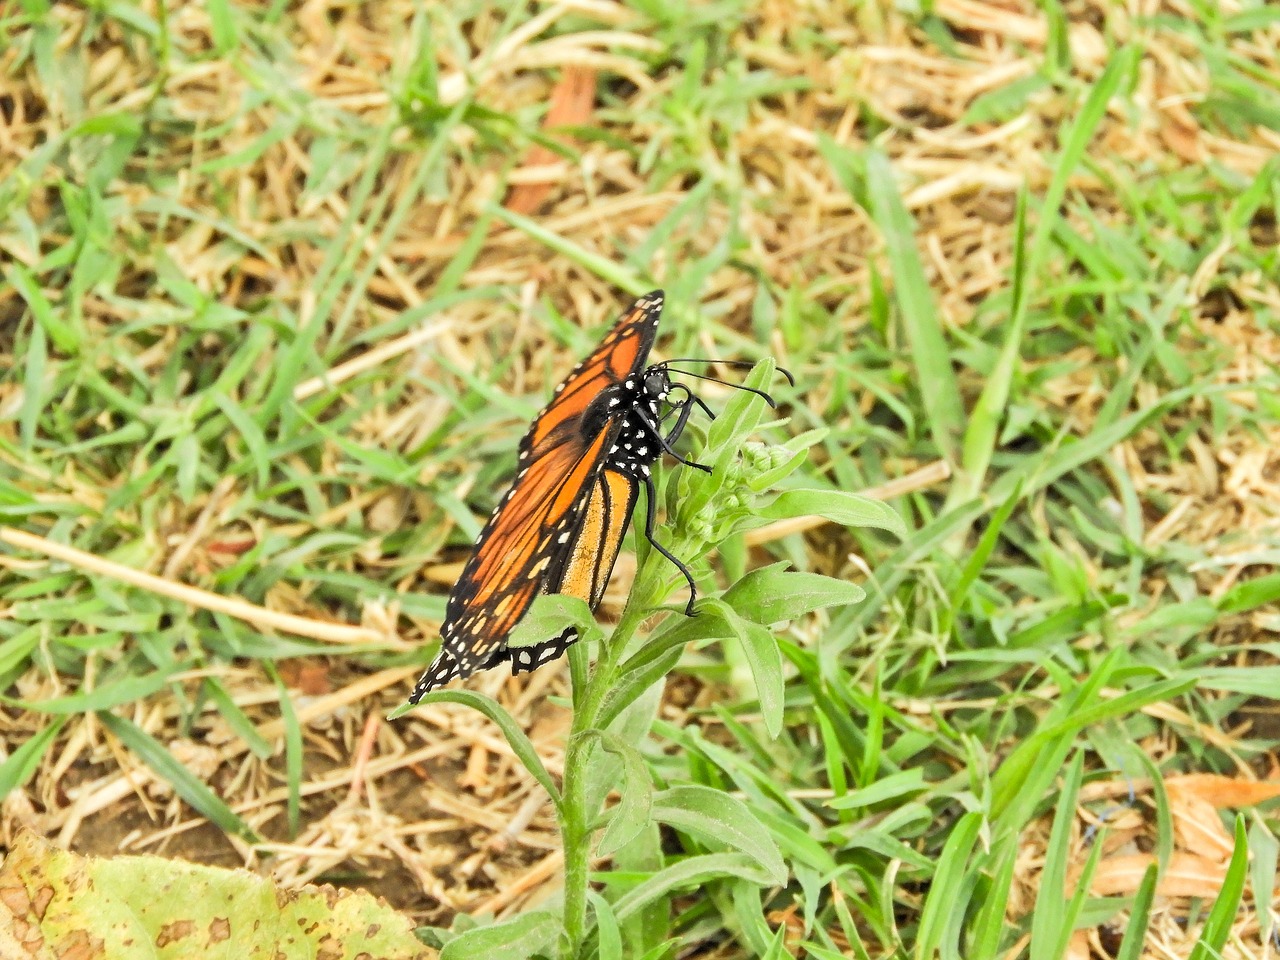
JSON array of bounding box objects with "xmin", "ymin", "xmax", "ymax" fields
[{"xmin": 2, "ymin": 0, "xmax": 1279, "ymax": 956}]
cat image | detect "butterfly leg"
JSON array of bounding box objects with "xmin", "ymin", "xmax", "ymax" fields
[
  {"xmin": 660, "ymin": 391, "xmax": 698, "ymax": 448},
  {"xmin": 639, "ymin": 470, "xmax": 698, "ymax": 615},
  {"xmin": 636, "ymin": 406, "xmax": 712, "ymax": 473},
  {"xmin": 664, "ymin": 383, "xmax": 715, "ymax": 422}
]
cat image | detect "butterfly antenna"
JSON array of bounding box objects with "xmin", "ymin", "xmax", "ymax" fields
[
  {"xmin": 665, "ymin": 363, "xmax": 783, "ymax": 404},
  {"xmin": 661, "ymin": 358, "xmax": 796, "ymax": 388}
]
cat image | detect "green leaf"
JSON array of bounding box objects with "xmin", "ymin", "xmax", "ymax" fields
[
  {"xmin": 597, "ymin": 733, "xmax": 654, "ymax": 857},
  {"xmin": 863, "ymin": 149, "xmax": 964, "ymax": 467},
  {"xmin": 0, "ymin": 624, "xmax": 41, "ymax": 685},
  {"xmin": 396, "ymin": 690, "xmax": 561, "ymax": 809},
  {"xmin": 1216, "ymin": 572, "xmax": 1280, "ymax": 614},
  {"xmin": 755, "ymin": 488, "xmax": 905, "ymax": 536},
  {"xmin": 969, "ymin": 840, "xmax": 1019, "ymax": 959},
  {"xmin": 915, "ymin": 811, "xmax": 983, "ymax": 959},
  {"xmin": 760, "ymin": 922, "xmax": 790, "ymax": 960},
  {"xmin": 588, "ymin": 891, "xmax": 623, "ymax": 960},
  {"xmin": 723, "ymin": 566, "xmax": 866, "ymax": 625},
  {"xmin": 1114, "ymin": 862, "xmax": 1157, "ymax": 960},
  {"xmin": 596, "ymin": 643, "xmax": 682, "ymax": 732},
  {"xmin": 276, "ymin": 676, "xmax": 303, "ymax": 838},
  {"xmin": 698, "ymin": 599, "xmax": 784, "ymax": 738},
  {"xmin": 826, "ymin": 768, "xmax": 925, "ymax": 810},
  {"xmin": 488, "ymin": 204, "xmax": 645, "ymax": 294},
  {"xmin": 203, "ymin": 679, "xmax": 272, "ymax": 759},
  {"xmin": 1197, "ymin": 666, "xmax": 1280, "ymax": 697},
  {"xmin": 652, "ymin": 784, "xmax": 787, "ymax": 885},
  {"xmin": 706, "ymin": 360, "xmax": 774, "ymax": 463},
  {"xmin": 611, "ymin": 853, "xmax": 775, "ymax": 923},
  {"xmin": 608, "ymin": 822, "xmax": 667, "ymax": 956},
  {"xmin": 0, "ymin": 717, "xmax": 65, "ymax": 798},
  {"xmin": 0, "ymin": 832, "xmax": 429, "ymax": 958},
  {"xmin": 943, "ymin": 479, "xmax": 1023, "ymax": 633},
  {"xmin": 14, "ymin": 672, "xmax": 173, "ymax": 714},
  {"xmin": 205, "ymin": 0, "xmax": 238, "ymax": 52},
  {"xmin": 956, "ymin": 46, "xmax": 1137, "ymax": 505},
  {"xmin": 1029, "ymin": 751, "xmax": 1084, "ymax": 960},
  {"xmin": 18, "ymin": 315, "xmax": 46, "ymax": 451},
  {"xmin": 506, "ymin": 593, "xmax": 600, "ymax": 650},
  {"xmin": 439, "ymin": 909, "xmax": 560, "ymax": 960},
  {"xmin": 7, "ymin": 262, "xmax": 80, "ymax": 353},
  {"xmin": 1249, "ymin": 820, "xmax": 1278, "ymax": 944},
  {"xmin": 210, "ymin": 391, "xmax": 271, "ymax": 489}
]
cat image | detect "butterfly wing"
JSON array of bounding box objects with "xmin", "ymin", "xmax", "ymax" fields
[
  {"xmin": 407, "ymin": 292, "xmax": 662, "ymax": 702},
  {"xmin": 507, "ymin": 466, "xmax": 638, "ymax": 675},
  {"xmin": 552, "ymin": 467, "xmax": 637, "ymax": 609}
]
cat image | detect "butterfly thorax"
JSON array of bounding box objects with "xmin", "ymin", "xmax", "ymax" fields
[{"xmin": 579, "ymin": 367, "xmax": 671, "ymax": 479}]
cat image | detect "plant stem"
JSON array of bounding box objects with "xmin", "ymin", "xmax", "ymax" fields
[
  {"xmin": 557, "ymin": 725, "xmax": 595, "ymax": 959},
  {"xmin": 558, "ymin": 582, "xmax": 663, "ymax": 960}
]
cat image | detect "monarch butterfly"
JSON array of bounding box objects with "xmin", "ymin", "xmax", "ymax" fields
[{"xmin": 407, "ymin": 290, "xmax": 786, "ymax": 703}]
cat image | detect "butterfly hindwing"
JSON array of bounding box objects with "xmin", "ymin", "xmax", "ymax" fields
[
  {"xmin": 552, "ymin": 467, "xmax": 638, "ymax": 608},
  {"xmin": 507, "ymin": 625, "xmax": 579, "ymax": 676}
]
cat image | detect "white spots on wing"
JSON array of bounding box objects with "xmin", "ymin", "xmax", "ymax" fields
[{"xmin": 558, "ymin": 531, "xmax": 571, "ymax": 543}]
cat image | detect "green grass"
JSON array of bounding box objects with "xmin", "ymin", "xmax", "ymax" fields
[{"xmin": 2, "ymin": 1, "xmax": 1280, "ymax": 958}]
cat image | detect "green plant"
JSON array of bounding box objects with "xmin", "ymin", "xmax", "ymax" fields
[{"xmin": 400, "ymin": 361, "xmax": 903, "ymax": 959}]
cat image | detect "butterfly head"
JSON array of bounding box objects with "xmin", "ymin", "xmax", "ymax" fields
[{"xmin": 641, "ymin": 368, "xmax": 671, "ymax": 405}]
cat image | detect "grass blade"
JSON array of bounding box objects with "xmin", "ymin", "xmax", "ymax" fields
[
  {"xmin": 1188, "ymin": 815, "xmax": 1249, "ymax": 960},
  {"xmin": 392, "ymin": 689, "xmax": 561, "ymax": 809},
  {"xmin": 863, "ymin": 149, "xmax": 964, "ymax": 467},
  {"xmin": 98, "ymin": 712, "xmax": 257, "ymax": 842},
  {"xmin": 1113, "ymin": 862, "xmax": 1158, "ymax": 960}
]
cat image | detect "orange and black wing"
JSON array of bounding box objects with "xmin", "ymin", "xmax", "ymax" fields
[
  {"xmin": 503, "ymin": 465, "xmax": 639, "ymax": 677},
  {"xmin": 407, "ymin": 292, "xmax": 662, "ymax": 702},
  {"xmin": 522, "ymin": 291, "xmax": 664, "ymax": 459}
]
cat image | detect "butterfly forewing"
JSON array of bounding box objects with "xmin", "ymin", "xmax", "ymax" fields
[{"xmin": 524, "ymin": 292, "xmax": 663, "ymax": 456}]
